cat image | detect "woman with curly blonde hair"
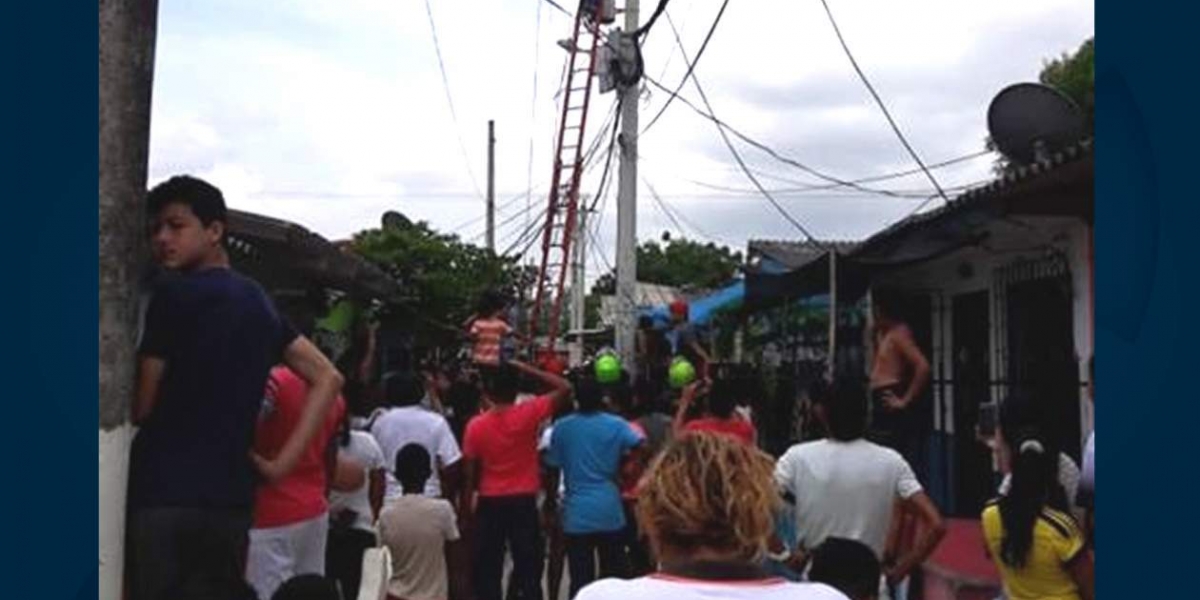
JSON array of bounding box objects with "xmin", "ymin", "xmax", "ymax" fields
[{"xmin": 574, "ymin": 432, "xmax": 848, "ymax": 600}]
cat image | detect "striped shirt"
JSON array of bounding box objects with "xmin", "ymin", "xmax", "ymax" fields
[{"xmin": 470, "ymin": 318, "xmax": 512, "ymax": 366}]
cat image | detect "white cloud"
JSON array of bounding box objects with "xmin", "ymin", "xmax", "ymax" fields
[{"xmin": 149, "ymin": 0, "xmax": 1094, "ymax": 259}]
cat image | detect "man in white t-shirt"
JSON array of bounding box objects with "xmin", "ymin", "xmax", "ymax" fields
[
  {"xmin": 774, "ymin": 379, "xmax": 946, "ymax": 593},
  {"xmin": 371, "ymin": 371, "xmax": 463, "ymax": 503}
]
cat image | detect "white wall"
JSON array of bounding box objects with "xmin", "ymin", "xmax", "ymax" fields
[{"xmin": 99, "ymin": 425, "xmax": 133, "ymax": 599}]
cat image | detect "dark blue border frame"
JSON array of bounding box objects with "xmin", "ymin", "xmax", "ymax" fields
[
  {"xmin": 1095, "ymin": 0, "xmax": 1200, "ymax": 594},
  {"xmin": 5, "ymin": 0, "xmax": 1195, "ymax": 596},
  {"xmin": 1, "ymin": 3, "xmax": 99, "ymax": 596}
]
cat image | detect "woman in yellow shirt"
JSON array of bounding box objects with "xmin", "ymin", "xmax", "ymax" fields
[{"xmin": 981, "ymin": 394, "xmax": 1094, "ymax": 600}]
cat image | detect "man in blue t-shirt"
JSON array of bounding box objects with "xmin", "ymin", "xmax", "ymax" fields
[
  {"xmin": 127, "ymin": 175, "xmax": 344, "ymax": 600},
  {"xmin": 548, "ymin": 375, "xmax": 643, "ymax": 598}
]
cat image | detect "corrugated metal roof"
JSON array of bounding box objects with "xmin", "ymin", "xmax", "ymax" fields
[
  {"xmin": 853, "ymin": 138, "xmax": 1093, "ymax": 259},
  {"xmin": 226, "ymin": 209, "xmax": 404, "ymax": 301},
  {"xmin": 747, "ymin": 239, "xmax": 860, "ymax": 271}
]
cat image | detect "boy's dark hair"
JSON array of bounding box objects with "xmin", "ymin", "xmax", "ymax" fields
[
  {"xmin": 816, "ymin": 378, "xmax": 868, "ymax": 441},
  {"xmin": 608, "ymin": 371, "xmax": 637, "ymax": 417},
  {"xmin": 382, "ymin": 371, "xmax": 424, "ymax": 407},
  {"xmin": 574, "ymin": 373, "xmax": 605, "ymax": 413},
  {"xmin": 147, "ymin": 175, "xmax": 228, "ymax": 227},
  {"xmin": 481, "ymin": 362, "xmax": 520, "ymax": 404},
  {"xmin": 638, "ymin": 315, "xmax": 654, "ymax": 330},
  {"xmin": 395, "ymin": 443, "xmax": 433, "ymax": 489},
  {"xmin": 271, "ymin": 573, "xmax": 341, "ymax": 600},
  {"xmin": 808, "ymin": 537, "xmax": 881, "ymax": 600}
]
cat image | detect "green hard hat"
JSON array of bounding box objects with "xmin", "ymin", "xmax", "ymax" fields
[
  {"xmin": 668, "ymin": 357, "xmax": 697, "ymax": 389},
  {"xmin": 594, "ymin": 353, "xmax": 622, "ymax": 384}
]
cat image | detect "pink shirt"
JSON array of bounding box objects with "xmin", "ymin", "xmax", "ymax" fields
[{"xmin": 463, "ymin": 396, "xmax": 554, "ymax": 496}]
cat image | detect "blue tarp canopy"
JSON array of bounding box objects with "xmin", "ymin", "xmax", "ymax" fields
[{"xmin": 640, "ymin": 280, "xmax": 745, "ymax": 328}]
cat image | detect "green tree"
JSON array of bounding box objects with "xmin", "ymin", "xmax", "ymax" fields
[
  {"xmin": 352, "ymin": 217, "xmax": 521, "ymax": 344},
  {"xmin": 1040, "ymin": 37, "xmax": 1094, "ymax": 133},
  {"xmin": 988, "ymin": 36, "xmax": 1094, "ymax": 173},
  {"xmin": 587, "ymin": 233, "xmax": 743, "ymax": 326},
  {"xmin": 590, "ymin": 234, "xmax": 742, "ymax": 295}
]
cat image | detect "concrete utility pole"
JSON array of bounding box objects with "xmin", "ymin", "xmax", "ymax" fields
[
  {"xmin": 569, "ymin": 205, "xmax": 588, "ymax": 366},
  {"xmin": 99, "ymin": 0, "xmax": 158, "ymax": 597},
  {"xmin": 614, "ymin": 0, "xmax": 639, "ymax": 367},
  {"xmin": 486, "ymin": 120, "xmax": 496, "ymax": 252}
]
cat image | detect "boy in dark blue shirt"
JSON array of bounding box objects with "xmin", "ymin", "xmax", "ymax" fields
[{"xmin": 127, "ymin": 175, "xmax": 344, "ymax": 600}]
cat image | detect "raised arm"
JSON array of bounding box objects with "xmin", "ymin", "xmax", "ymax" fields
[
  {"xmin": 672, "ymin": 380, "xmax": 704, "ymax": 436},
  {"xmin": 509, "ymin": 360, "xmax": 573, "ymax": 413}
]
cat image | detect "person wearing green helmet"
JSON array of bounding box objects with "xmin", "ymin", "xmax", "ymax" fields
[
  {"xmin": 594, "ymin": 353, "xmax": 623, "ymax": 385},
  {"xmin": 667, "ymin": 300, "xmax": 712, "ymax": 381},
  {"xmin": 668, "ymin": 357, "xmax": 697, "ymax": 390}
]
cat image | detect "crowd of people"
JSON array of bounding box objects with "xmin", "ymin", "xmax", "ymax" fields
[{"xmin": 124, "ymin": 175, "xmax": 1095, "ymax": 600}]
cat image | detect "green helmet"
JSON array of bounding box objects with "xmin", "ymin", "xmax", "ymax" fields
[
  {"xmin": 594, "ymin": 353, "xmax": 622, "ymax": 384},
  {"xmin": 668, "ymin": 356, "xmax": 697, "ymax": 389}
]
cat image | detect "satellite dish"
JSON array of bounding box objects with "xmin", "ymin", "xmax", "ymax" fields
[
  {"xmin": 381, "ymin": 211, "xmax": 410, "ymax": 230},
  {"xmin": 987, "ymin": 83, "xmax": 1085, "ymax": 165}
]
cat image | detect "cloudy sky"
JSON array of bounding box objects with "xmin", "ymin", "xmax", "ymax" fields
[{"xmin": 148, "ymin": 0, "xmax": 1094, "ymax": 279}]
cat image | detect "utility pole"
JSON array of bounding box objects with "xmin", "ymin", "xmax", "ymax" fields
[
  {"xmin": 99, "ymin": 0, "xmax": 158, "ymax": 596},
  {"xmin": 570, "ymin": 204, "xmax": 588, "ymax": 367},
  {"xmin": 614, "ymin": 0, "xmax": 639, "ymax": 367},
  {"xmin": 486, "ymin": 119, "xmax": 496, "ymax": 252}
]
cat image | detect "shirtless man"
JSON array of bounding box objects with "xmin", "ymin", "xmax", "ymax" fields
[
  {"xmin": 869, "ymin": 289, "xmax": 933, "ymax": 598},
  {"xmin": 868, "ymin": 289, "xmax": 931, "ymax": 467}
]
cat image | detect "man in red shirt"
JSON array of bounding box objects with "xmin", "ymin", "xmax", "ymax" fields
[
  {"xmin": 461, "ymin": 360, "xmax": 572, "ymax": 600},
  {"xmin": 673, "ymin": 377, "xmax": 757, "ymax": 446},
  {"xmin": 246, "ymin": 366, "xmax": 347, "ymax": 600}
]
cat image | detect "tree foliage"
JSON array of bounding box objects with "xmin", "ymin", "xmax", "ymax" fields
[
  {"xmin": 590, "ymin": 234, "xmax": 742, "ymax": 296},
  {"xmin": 1040, "ymin": 37, "xmax": 1094, "ymax": 133},
  {"xmin": 987, "ymin": 36, "xmax": 1094, "ymax": 173},
  {"xmin": 352, "ymin": 218, "xmax": 521, "ymax": 341}
]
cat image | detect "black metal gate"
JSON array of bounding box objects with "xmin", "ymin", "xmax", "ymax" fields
[{"xmin": 993, "ymin": 252, "xmax": 1082, "ymax": 460}]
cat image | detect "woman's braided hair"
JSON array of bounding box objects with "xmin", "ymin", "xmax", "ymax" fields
[{"xmin": 636, "ymin": 432, "xmax": 780, "ymax": 560}]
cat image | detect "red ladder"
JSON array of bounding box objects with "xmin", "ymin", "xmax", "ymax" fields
[{"xmin": 528, "ymin": 7, "xmax": 605, "ymax": 352}]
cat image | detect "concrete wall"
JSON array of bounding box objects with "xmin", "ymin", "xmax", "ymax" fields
[{"xmin": 872, "ymin": 215, "xmax": 1094, "ymax": 448}]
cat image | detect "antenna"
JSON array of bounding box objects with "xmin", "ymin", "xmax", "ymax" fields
[{"xmin": 987, "ymin": 83, "xmax": 1085, "ymax": 165}]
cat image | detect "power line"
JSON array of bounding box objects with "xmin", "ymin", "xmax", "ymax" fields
[
  {"xmin": 541, "ymin": 0, "xmax": 572, "ymax": 18},
  {"xmin": 686, "ymin": 150, "xmax": 991, "ymax": 195},
  {"xmin": 643, "ymin": 74, "xmax": 929, "ymax": 200},
  {"xmin": 422, "ymin": 0, "xmax": 484, "ymax": 200},
  {"xmin": 644, "ymin": 175, "xmax": 689, "ymax": 236},
  {"xmin": 817, "ymin": 0, "xmax": 950, "ymax": 203},
  {"xmin": 640, "ymin": 0, "xmax": 732, "ymax": 137},
  {"xmin": 447, "ymin": 189, "xmax": 538, "ymax": 234},
  {"xmin": 687, "ymin": 177, "xmax": 986, "ymax": 199},
  {"xmin": 659, "ymin": 10, "xmax": 820, "ymax": 244},
  {"xmin": 526, "ymin": 0, "xmax": 545, "ymax": 233},
  {"xmin": 653, "ymin": 0, "xmax": 694, "ymax": 80},
  {"xmin": 634, "ymin": 0, "xmax": 674, "ymax": 38},
  {"xmin": 588, "ymin": 98, "xmax": 623, "ymax": 212}
]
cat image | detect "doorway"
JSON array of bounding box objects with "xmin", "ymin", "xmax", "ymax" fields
[{"xmin": 952, "ymin": 291, "xmax": 992, "ymax": 517}]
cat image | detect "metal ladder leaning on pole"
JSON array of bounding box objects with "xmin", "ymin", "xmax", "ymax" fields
[{"xmin": 528, "ymin": 3, "xmax": 609, "ymax": 356}]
